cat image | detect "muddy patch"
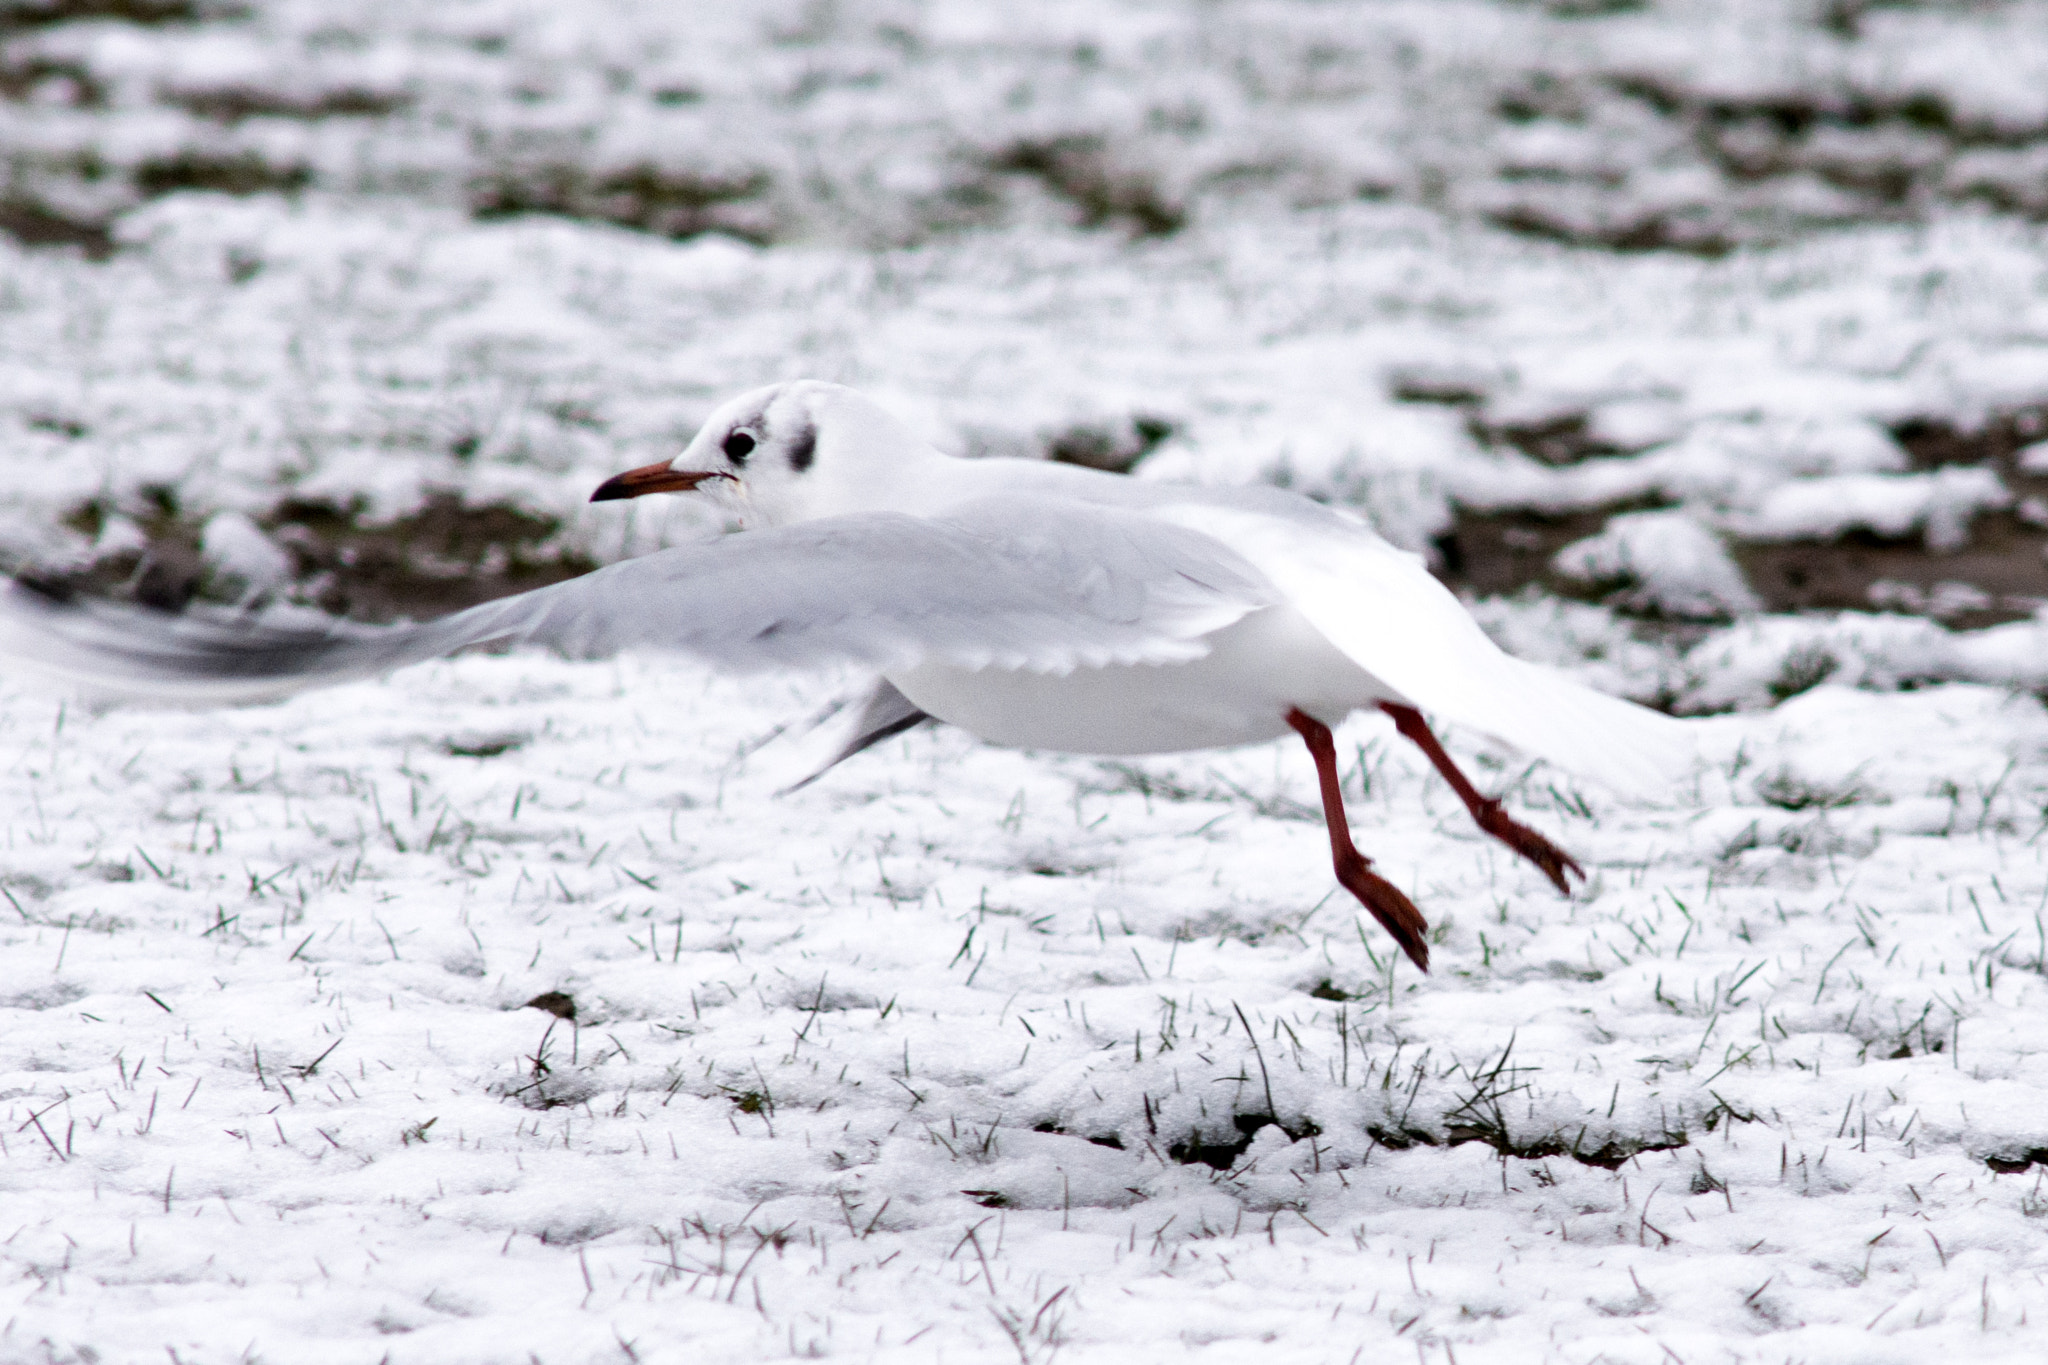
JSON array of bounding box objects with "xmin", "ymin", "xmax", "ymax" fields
[
  {"xmin": 982, "ymin": 137, "xmax": 1186, "ymax": 238},
  {"xmin": 0, "ymin": 0, "xmax": 215, "ymax": 32},
  {"xmin": 165, "ymin": 85, "xmax": 409, "ymax": 124},
  {"xmin": 1433, "ymin": 402, "xmax": 2048, "ymax": 626},
  {"xmin": 468, "ymin": 161, "xmax": 777, "ymax": 245},
  {"xmin": 1441, "ymin": 505, "xmax": 2048, "ymax": 628},
  {"xmin": 1435, "ymin": 501, "xmax": 1657, "ymax": 599},
  {"xmin": 1731, "ymin": 522, "xmax": 2048, "ymax": 629},
  {"xmin": 1046, "ymin": 415, "xmax": 1179, "ymax": 473},
  {"xmin": 47, "ymin": 492, "xmax": 596, "ymax": 622},
  {"xmin": 0, "ymin": 196, "xmax": 113, "ymax": 256}
]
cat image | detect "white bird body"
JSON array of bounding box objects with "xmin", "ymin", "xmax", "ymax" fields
[
  {"xmin": 0, "ymin": 380, "xmax": 1696, "ymax": 969},
  {"xmin": 890, "ymin": 599, "xmax": 1387, "ymax": 755},
  {"xmin": 805, "ymin": 444, "xmax": 1682, "ymax": 792},
  {"xmin": 808, "ymin": 447, "xmax": 1392, "ymax": 755}
]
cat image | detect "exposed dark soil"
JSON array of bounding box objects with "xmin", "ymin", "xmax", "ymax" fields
[
  {"xmin": 1440, "ymin": 504, "xmax": 2048, "ymax": 629},
  {"xmin": 1167, "ymin": 1113, "xmax": 1289, "ymax": 1170},
  {"xmin": 1485, "ymin": 204, "xmax": 1735, "ymax": 259},
  {"xmin": 1472, "ymin": 410, "xmax": 1643, "ymax": 467},
  {"xmin": 468, "ymin": 162, "xmax": 777, "ymax": 245},
  {"xmin": 1430, "ymin": 400, "xmax": 2048, "ymax": 628},
  {"xmin": 0, "ymin": 196, "xmax": 113, "ymax": 257},
  {"xmin": 1893, "ymin": 406, "xmax": 2048, "ymax": 471},
  {"xmin": 984, "ymin": 137, "xmax": 1186, "ymax": 238},
  {"xmin": 46, "ymin": 491, "xmax": 596, "ymax": 622},
  {"xmin": 1046, "ymin": 415, "xmax": 1178, "ymax": 473},
  {"xmin": 0, "ymin": 0, "xmax": 214, "ymax": 32},
  {"xmin": 1732, "ymin": 521, "xmax": 2048, "ymax": 628},
  {"xmin": 165, "ymin": 85, "xmax": 408, "ymax": 124},
  {"xmin": 1434, "ymin": 502, "xmax": 1651, "ymax": 597},
  {"xmin": 0, "ymin": 51, "xmax": 104, "ymax": 104},
  {"xmin": 1985, "ymin": 1147, "xmax": 2048, "ymax": 1174},
  {"xmin": 262, "ymin": 495, "xmax": 598, "ymax": 620},
  {"xmin": 1374, "ymin": 1120, "xmax": 1690, "ymax": 1171},
  {"xmin": 134, "ymin": 150, "xmax": 311, "ymax": 198}
]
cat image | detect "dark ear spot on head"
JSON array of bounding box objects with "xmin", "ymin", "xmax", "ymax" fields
[{"xmin": 788, "ymin": 425, "xmax": 816, "ymax": 473}]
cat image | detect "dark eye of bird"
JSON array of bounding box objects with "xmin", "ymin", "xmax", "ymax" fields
[{"xmin": 722, "ymin": 431, "xmax": 756, "ymax": 463}]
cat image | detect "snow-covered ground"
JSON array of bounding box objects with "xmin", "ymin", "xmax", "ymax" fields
[{"xmin": 5, "ymin": 2, "xmax": 2048, "ymax": 1361}]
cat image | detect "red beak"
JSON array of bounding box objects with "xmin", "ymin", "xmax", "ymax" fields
[{"xmin": 589, "ymin": 463, "xmax": 732, "ymax": 502}]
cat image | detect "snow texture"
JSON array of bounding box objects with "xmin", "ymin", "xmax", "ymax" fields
[
  {"xmin": 4, "ymin": 2, "xmax": 2048, "ymax": 1363},
  {"xmin": 1738, "ymin": 468, "xmax": 2012, "ymax": 554},
  {"xmin": 6, "ymin": 661, "xmax": 2048, "ymax": 1365},
  {"xmin": 1552, "ymin": 509, "xmax": 1760, "ymax": 620}
]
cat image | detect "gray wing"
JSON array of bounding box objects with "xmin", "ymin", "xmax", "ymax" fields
[{"xmin": 0, "ymin": 497, "xmax": 1275, "ymax": 705}]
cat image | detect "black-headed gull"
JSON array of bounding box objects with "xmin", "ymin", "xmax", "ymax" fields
[{"xmin": 0, "ymin": 381, "xmax": 1691, "ymax": 970}]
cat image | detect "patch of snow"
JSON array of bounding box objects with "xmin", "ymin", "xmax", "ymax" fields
[
  {"xmin": 1587, "ymin": 396, "xmax": 1687, "ymax": 451},
  {"xmin": 1867, "ymin": 579, "xmax": 1995, "ymax": 621},
  {"xmin": 1738, "ymin": 466, "xmax": 2011, "ymax": 552},
  {"xmin": 199, "ymin": 509, "xmax": 292, "ymax": 592},
  {"xmin": 1, "ymin": 653, "xmax": 2047, "ymax": 1361},
  {"xmin": 1676, "ymin": 611, "xmax": 2036, "ymax": 714},
  {"xmin": 1552, "ymin": 508, "xmax": 1760, "ymax": 620}
]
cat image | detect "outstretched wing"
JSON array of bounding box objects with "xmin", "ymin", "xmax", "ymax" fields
[
  {"xmin": 0, "ymin": 498, "xmax": 1275, "ymax": 706},
  {"xmin": 1156, "ymin": 498, "xmax": 1695, "ymax": 795}
]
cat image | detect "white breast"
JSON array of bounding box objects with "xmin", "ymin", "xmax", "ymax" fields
[{"xmin": 886, "ymin": 604, "xmax": 1404, "ymax": 756}]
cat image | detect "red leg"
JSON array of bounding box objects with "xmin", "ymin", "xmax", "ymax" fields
[
  {"xmin": 1378, "ymin": 703, "xmax": 1584, "ymax": 894},
  {"xmin": 1285, "ymin": 708, "xmax": 1430, "ymax": 973}
]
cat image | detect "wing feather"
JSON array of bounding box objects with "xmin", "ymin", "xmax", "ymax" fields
[
  {"xmin": 0, "ymin": 499, "xmax": 1274, "ymax": 705},
  {"xmin": 1156, "ymin": 500, "xmax": 1695, "ymax": 794}
]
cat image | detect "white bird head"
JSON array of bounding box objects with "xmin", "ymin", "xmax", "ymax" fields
[{"xmin": 590, "ymin": 380, "xmax": 936, "ymax": 527}]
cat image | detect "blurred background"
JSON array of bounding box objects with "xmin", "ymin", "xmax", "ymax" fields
[{"xmin": 4, "ymin": 0, "xmax": 2048, "ymax": 707}]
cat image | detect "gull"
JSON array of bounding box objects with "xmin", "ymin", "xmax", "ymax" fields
[{"xmin": 0, "ymin": 381, "xmax": 1692, "ymax": 970}]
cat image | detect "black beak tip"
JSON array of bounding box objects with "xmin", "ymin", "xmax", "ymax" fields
[{"xmin": 589, "ymin": 478, "xmax": 630, "ymax": 503}]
